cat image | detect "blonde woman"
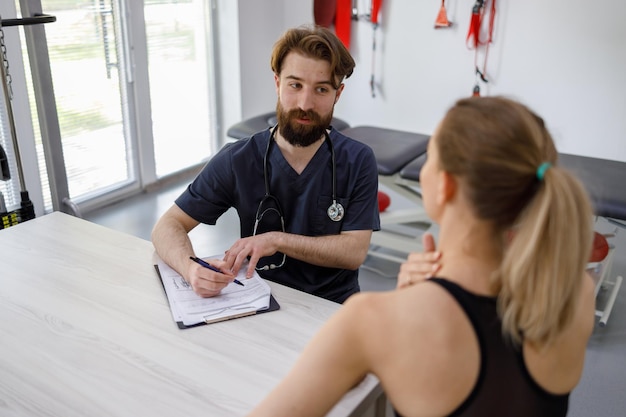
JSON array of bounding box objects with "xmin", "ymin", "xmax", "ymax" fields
[{"xmin": 247, "ymin": 96, "xmax": 596, "ymax": 417}]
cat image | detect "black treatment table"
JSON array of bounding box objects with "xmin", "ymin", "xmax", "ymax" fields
[
  {"xmin": 340, "ymin": 126, "xmax": 431, "ymax": 263},
  {"xmin": 559, "ymin": 153, "xmax": 625, "ymax": 326}
]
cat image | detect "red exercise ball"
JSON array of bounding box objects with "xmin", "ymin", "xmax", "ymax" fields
[
  {"xmin": 589, "ymin": 231, "xmax": 609, "ymax": 263},
  {"xmin": 378, "ymin": 191, "xmax": 391, "ymax": 212}
]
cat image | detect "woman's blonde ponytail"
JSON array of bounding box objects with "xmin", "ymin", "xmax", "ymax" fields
[{"xmin": 494, "ymin": 166, "xmax": 593, "ymax": 345}]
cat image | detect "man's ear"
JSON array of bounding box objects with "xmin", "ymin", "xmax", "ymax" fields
[
  {"xmin": 436, "ymin": 170, "xmax": 457, "ymax": 206},
  {"xmin": 274, "ymin": 73, "xmax": 280, "ymax": 94},
  {"xmin": 334, "ymin": 83, "xmax": 345, "ymax": 104}
]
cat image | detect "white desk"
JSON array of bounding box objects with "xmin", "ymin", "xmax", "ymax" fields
[{"xmin": 0, "ymin": 212, "xmax": 383, "ymax": 417}]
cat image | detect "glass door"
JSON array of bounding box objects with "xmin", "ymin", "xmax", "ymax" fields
[
  {"xmin": 28, "ymin": 0, "xmax": 137, "ymax": 208},
  {"xmin": 145, "ymin": 0, "xmax": 216, "ymax": 177}
]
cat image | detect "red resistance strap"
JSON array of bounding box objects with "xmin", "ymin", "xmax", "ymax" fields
[
  {"xmin": 435, "ymin": 0, "xmax": 453, "ymax": 29},
  {"xmin": 335, "ymin": 0, "xmax": 352, "ymax": 48},
  {"xmin": 371, "ymin": 0, "xmax": 383, "ymax": 25},
  {"xmin": 370, "ymin": 0, "xmax": 383, "ymax": 97},
  {"xmin": 466, "ymin": 0, "xmax": 496, "ymax": 93}
]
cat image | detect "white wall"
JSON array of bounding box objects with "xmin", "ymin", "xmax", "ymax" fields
[
  {"xmin": 235, "ymin": 0, "xmax": 314, "ymax": 119},
  {"xmin": 230, "ymin": 0, "xmax": 625, "ymax": 161},
  {"xmin": 213, "ymin": 0, "xmax": 241, "ymax": 142}
]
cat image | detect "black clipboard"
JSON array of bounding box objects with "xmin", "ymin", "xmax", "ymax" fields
[{"xmin": 154, "ymin": 265, "xmax": 280, "ymax": 329}]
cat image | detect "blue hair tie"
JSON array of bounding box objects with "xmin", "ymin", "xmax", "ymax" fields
[{"xmin": 536, "ymin": 162, "xmax": 552, "ymax": 181}]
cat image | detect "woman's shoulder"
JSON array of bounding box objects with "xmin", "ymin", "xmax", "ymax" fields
[
  {"xmin": 343, "ymin": 283, "xmax": 481, "ymax": 416},
  {"xmin": 343, "ymin": 281, "xmax": 477, "ymax": 344}
]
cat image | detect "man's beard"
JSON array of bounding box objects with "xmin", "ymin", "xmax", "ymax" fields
[{"xmin": 276, "ymin": 102, "xmax": 333, "ymax": 147}]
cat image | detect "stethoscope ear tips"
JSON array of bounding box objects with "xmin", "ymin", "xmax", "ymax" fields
[{"xmin": 327, "ymin": 201, "xmax": 344, "ymax": 222}]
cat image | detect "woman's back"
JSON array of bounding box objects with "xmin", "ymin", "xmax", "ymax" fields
[{"xmin": 359, "ymin": 272, "xmax": 595, "ymax": 417}]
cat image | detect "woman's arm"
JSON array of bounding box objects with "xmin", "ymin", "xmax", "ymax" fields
[{"xmin": 246, "ymin": 293, "xmax": 374, "ymax": 417}]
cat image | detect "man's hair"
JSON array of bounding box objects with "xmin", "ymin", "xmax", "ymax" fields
[{"xmin": 270, "ymin": 25, "xmax": 355, "ymax": 90}]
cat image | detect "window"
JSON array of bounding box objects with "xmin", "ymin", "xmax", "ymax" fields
[{"xmin": 9, "ymin": 0, "xmax": 218, "ymax": 214}]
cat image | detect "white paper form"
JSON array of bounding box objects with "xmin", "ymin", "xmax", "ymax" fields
[{"xmin": 156, "ymin": 256, "xmax": 272, "ymax": 326}]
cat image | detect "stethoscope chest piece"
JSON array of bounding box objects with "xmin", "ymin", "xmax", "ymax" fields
[{"xmin": 327, "ymin": 200, "xmax": 344, "ymax": 222}]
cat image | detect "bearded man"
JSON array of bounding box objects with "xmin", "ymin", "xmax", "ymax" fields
[{"xmin": 152, "ymin": 25, "xmax": 379, "ymax": 303}]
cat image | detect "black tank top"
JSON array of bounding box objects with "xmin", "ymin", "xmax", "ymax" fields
[{"xmin": 394, "ymin": 277, "xmax": 569, "ymax": 417}]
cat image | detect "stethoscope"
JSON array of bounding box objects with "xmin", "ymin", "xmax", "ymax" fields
[{"xmin": 257, "ymin": 127, "xmax": 344, "ymax": 225}]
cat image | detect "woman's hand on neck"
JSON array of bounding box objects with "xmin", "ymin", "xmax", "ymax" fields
[{"xmin": 435, "ymin": 203, "xmax": 502, "ymax": 295}]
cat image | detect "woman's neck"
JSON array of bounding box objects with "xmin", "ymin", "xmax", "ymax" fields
[{"xmin": 435, "ymin": 211, "xmax": 502, "ymax": 295}]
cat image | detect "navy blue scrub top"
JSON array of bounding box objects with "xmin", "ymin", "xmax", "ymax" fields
[{"xmin": 175, "ymin": 127, "xmax": 380, "ymax": 303}]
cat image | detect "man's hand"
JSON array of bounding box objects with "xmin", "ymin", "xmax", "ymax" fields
[
  {"xmin": 186, "ymin": 257, "xmax": 236, "ymax": 297},
  {"xmin": 397, "ymin": 232, "xmax": 441, "ymax": 289},
  {"xmin": 222, "ymin": 232, "xmax": 281, "ymax": 278}
]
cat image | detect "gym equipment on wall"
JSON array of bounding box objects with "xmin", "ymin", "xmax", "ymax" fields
[{"xmin": 0, "ymin": 12, "xmax": 55, "ymax": 229}]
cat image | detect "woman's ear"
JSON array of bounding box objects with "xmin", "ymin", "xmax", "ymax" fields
[{"xmin": 436, "ymin": 171, "xmax": 457, "ymax": 206}]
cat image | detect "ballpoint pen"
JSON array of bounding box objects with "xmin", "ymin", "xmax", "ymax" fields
[{"xmin": 189, "ymin": 256, "xmax": 244, "ymax": 286}]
